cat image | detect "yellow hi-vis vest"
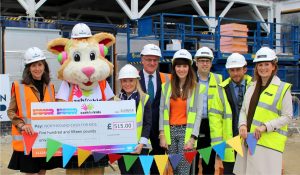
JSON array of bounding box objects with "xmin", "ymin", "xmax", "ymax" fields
[
  {"xmin": 209, "ymin": 75, "xmax": 252, "ymax": 162},
  {"xmin": 136, "ymin": 94, "xmax": 151, "ymax": 148},
  {"xmin": 161, "ymin": 82, "xmax": 205, "ymax": 147},
  {"xmin": 12, "ymin": 81, "xmax": 55, "ymax": 152},
  {"xmin": 207, "ymin": 73, "xmax": 223, "ymax": 111},
  {"xmin": 250, "ymin": 81, "xmax": 291, "ymax": 152}
]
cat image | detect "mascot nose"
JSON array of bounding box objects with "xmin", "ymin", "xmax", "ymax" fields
[{"xmin": 82, "ymin": 67, "xmax": 95, "ymax": 78}]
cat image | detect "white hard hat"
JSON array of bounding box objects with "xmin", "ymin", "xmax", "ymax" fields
[
  {"xmin": 225, "ymin": 53, "xmax": 247, "ymax": 69},
  {"xmin": 254, "ymin": 47, "xmax": 278, "ymax": 63},
  {"xmin": 195, "ymin": 47, "xmax": 214, "ymax": 61},
  {"xmin": 24, "ymin": 47, "xmax": 46, "ymax": 65},
  {"xmin": 118, "ymin": 64, "xmax": 140, "ymax": 80},
  {"xmin": 140, "ymin": 44, "xmax": 162, "ymax": 57},
  {"xmin": 172, "ymin": 49, "xmax": 193, "ymax": 65},
  {"xmin": 71, "ymin": 23, "xmax": 92, "ymax": 39}
]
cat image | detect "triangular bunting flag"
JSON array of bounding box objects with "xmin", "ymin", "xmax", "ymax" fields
[
  {"xmin": 108, "ymin": 154, "xmax": 122, "ymax": 164},
  {"xmin": 123, "ymin": 155, "xmax": 138, "ymax": 171},
  {"xmin": 92, "ymin": 151, "xmax": 106, "ymax": 162},
  {"xmin": 168, "ymin": 154, "xmax": 182, "ymax": 170},
  {"xmin": 198, "ymin": 147, "xmax": 212, "ymax": 165},
  {"xmin": 46, "ymin": 138, "xmax": 61, "ymax": 162},
  {"xmin": 22, "ymin": 131, "xmax": 38, "ymax": 155},
  {"xmin": 213, "ymin": 141, "xmax": 226, "ymax": 160},
  {"xmin": 139, "ymin": 155, "xmax": 154, "ymax": 175},
  {"xmin": 154, "ymin": 155, "xmax": 168, "ymax": 175},
  {"xmin": 226, "ymin": 136, "xmax": 244, "ymax": 157},
  {"xmin": 246, "ymin": 133, "xmax": 258, "ymax": 155},
  {"xmin": 184, "ymin": 151, "xmax": 197, "ymax": 164},
  {"xmin": 77, "ymin": 148, "xmax": 91, "ymax": 167},
  {"xmin": 62, "ymin": 144, "xmax": 76, "ymax": 168}
]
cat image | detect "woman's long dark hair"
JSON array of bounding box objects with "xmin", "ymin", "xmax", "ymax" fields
[
  {"xmin": 171, "ymin": 58, "xmax": 197, "ymax": 99},
  {"xmin": 22, "ymin": 60, "xmax": 51, "ymax": 85}
]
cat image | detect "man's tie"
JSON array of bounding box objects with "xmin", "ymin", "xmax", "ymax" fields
[
  {"xmin": 148, "ymin": 75, "xmax": 155, "ymax": 102},
  {"xmin": 237, "ymin": 84, "xmax": 244, "ymax": 112}
]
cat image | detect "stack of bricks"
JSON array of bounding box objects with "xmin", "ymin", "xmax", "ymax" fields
[{"xmin": 220, "ymin": 23, "xmax": 248, "ymax": 54}]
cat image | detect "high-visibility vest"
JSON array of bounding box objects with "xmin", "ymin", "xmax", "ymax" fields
[
  {"xmin": 159, "ymin": 72, "xmax": 171, "ymax": 84},
  {"xmin": 11, "ymin": 81, "xmax": 55, "ymax": 151},
  {"xmin": 207, "ymin": 72, "xmax": 223, "ymax": 112},
  {"xmin": 209, "ymin": 75, "xmax": 252, "ymax": 162},
  {"xmin": 68, "ymin": 80, "xmax": 107, "ymax": 101},
  {"xmin": 136, "ymin": 94, "xmax": 151, "ymax": 148},
  {"xmin": 162, "ymin": 82, "xmax": 205, "ymax": 147},
  {"xmin": 250, "ymin": 81, "xmax": 291, "ymax": 152}
]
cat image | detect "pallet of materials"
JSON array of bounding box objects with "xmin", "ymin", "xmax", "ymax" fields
[{"xmin": 220, "ymin": 23, "xmax": 248, "ymax": 54}]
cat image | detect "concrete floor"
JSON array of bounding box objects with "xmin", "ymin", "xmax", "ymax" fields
[{"xmin": 1, "ymin": 126, "xmax": 300, "ymax": 175}]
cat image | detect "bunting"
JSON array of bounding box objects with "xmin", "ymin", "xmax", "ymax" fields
[
  {"xmin": 139, "ymin": 155, "xmax": 154, "ymax": 175},
  {"xmin": 154, "ymin": 155, "xmax": 168, "ymax": 175},
  {"xmin": 92, "ymin": 151, "xmax": 106, "ymax": 162},
  {"xmin": 46, "ymin": 138, "xmax": 61, "ymax": 162},
  {"xmin": 184, "ymin": 151, "xmax": 198, "ymax": 164},
  {"xmin": 246, "ymin": 133, "xmax": 258, "ymax": 155},
  {"xmin": 213, "ymin": 141, "xmax": 226, "ymax": 160},
  {"xmin": 62, "ymin": 144, "xmax": 77, "ymax": 168},
  {"xmin": 22, "ymin": 131, "xmax": 38, "ymax": 155},
  {"xmin": 168, "ymin": 154, "xmax": 182, "ymax": 170},
  {"xmin": 77, "ymin": 148, "xmax": 91, "ymax": 167},
  {"xmin": 123, "ymin": 155, "xmax": 138, "ymax": 171},
  {"xmin": 198, "ymin": 147, "xmax": 212, "ymax": 165},
  {"xmin": 226, "ymin": 136, "xmax": 244, "ymax": 157},
  {"xmin": 23, "ymin": 131, "xmax": 259, "ymax": 175},
  {"xmin": 108, "ymin": 153, "xmax": 122, "ymax": 164}
]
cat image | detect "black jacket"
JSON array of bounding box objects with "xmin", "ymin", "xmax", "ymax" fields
[
  {"xmin": 139, "ymin": 71, "xmax": 163, "ymax": 150},
  {"xmin": 139, "ymin": 71, "xmax": 161, "ymax": 137}
]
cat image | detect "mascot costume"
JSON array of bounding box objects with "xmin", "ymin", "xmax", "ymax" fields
[{"xmin": 47, "ymin": 23, "xmax": 115, "ymax": 175}]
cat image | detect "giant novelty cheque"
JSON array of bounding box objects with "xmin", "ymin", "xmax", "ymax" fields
[{"xmin": 31, "ymin": 100, "xmax": 137, "ymax": 157}]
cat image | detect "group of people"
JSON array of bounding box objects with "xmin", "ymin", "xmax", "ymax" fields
[{"xmin": 7, "ymin": 23, "xmax": 292, "ymax": 175}]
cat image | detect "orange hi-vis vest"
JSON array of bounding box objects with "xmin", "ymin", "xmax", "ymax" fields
[
  {"xmin": 68, "ymin": 80, "xmax": 107, "ymax": 101},
  {"xmin": 11, "ymin": 81, "xmax": 55, "ymax": 152},
  {"xmin": 159, "ymin": 72, "xmax": 171, "ymax": 84}
]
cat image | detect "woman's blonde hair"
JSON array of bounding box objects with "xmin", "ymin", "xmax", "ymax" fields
[{"xmin": 119, "ymin": 78, "xmax": 146, "ymax": 97}]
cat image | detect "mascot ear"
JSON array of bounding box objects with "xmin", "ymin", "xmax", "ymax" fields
[
  {"xmin": 99, "ymin": 44, "xmax": 108, "ymax": 57},
  {"xmin": 47, "ymin": 38, "xmax": 70, "ymax": 65},
  {"xmin": 47, "ymin": 38, "xmax": 70, "ymax": 55},
  {"xmin": 57, "ymin": 51, "xmax": 68, "ymax": 65},
  {"xmin": 92, "ymin": 33, "xmax": 115, "ymax": 48}
]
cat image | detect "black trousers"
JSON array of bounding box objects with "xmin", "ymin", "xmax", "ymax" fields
[
  {"xmin": 118, "ymin": 149, "xmax": 149, "ymax": 175},
  {"xmin": 195, "ymin": 118, "xmax": 216, "ymax": 175},
  {"xmin": 223, "ymin": 162, "xmax": 235, "ymax": 175},
  {"xmin": 222, "ymin": 151, "xmax": 237, "ymax": 175}
]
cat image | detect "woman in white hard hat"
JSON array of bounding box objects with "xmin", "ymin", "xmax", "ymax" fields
[
  {"xmin": 7, "ymin": 47, "xmax": 61, "ymax": 174},
  {"xmin": 234, "ymin": 47, "xmax": 293, "ymax": 175},
  {"xmin": 159, "ymin": 49, "xmax": 203, "ymax": 174},
  {"xmin": 116, "ymin": 64, "xmax": 152, "ymax": 174}
]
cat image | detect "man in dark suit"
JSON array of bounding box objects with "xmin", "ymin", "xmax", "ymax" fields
[
  {"xmin": 139, "ymin": 44, "xmax": 170, "ymax": 174},
  {"xmin": 209, "ymin": 53, "xmax": 251, "ymax": 175}
]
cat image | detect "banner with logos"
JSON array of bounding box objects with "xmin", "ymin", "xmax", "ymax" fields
[{"xmin": 0, "ymin": 74, "xmax": 10, "ymax": 121}]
